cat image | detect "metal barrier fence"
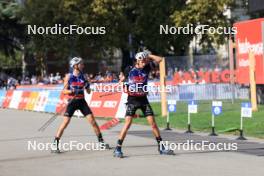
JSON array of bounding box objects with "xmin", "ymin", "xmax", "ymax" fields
[
  {"xmin": 148, "ymin": 83, "xmax": 249, "ymax": 102},
  {"xmin": 5, "ymin": 83, "xmax": 249, "ymax": 103}
]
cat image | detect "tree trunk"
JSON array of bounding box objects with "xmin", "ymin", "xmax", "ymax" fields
[{"xmin": 21, "ymin": 45, "xmax": 26, "ymax": 78}]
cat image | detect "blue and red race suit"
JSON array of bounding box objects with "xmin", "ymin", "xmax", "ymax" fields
[
  {"xmin": 64, "ymin": 72, "xmax": 92, "ymax": 117},
  {"xmin": 67, "ymin": 72, "xmax": 88, "ymax": 99},
  {"xmin": 124, "ymin": 62, "xmax": 155, "ymax": 97}
]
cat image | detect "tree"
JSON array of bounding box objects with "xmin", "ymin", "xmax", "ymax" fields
[
  {"xmin": 22, "ymin": 0, "xmax": 127, "ymax": 75},
  {"xmin": 171, "ymin": 0, "xmax": 234, "ymax": 53},
  {"xmin": 0, "ymin": 1, "xmax": 26, "ymax": 58},
  {"xmin": 10, "ymin": 0, "xmax": 236, "ymax": 75}
]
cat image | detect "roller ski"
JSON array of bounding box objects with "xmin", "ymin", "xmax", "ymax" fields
[
  {"xmin": 113, "ymin": 147, "xmax": 124, "ymax": 158},
  {"xmin": 51, "ymin": 137, "xmax": 61, "ymax": 153},
  {"xmin": 159, "ymin": 144, "xmax": 174, "ymax": 155},
  {"xmin": 99, "ymin": 142, "xmax": 111, "ymax": 150}
]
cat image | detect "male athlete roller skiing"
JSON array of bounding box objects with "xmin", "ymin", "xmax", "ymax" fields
[
  {"xmin": 113, "ymin": 51, "xmax": 174, "ymax": 158},
  {"xmin": 52, "ymin": 57, "xmax": 109, "ymax": 153}
]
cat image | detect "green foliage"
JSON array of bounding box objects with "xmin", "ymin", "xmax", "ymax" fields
[
  {"xmin": 0, "ymin": 51, "xmax": 21, "ymax": 68},
  {"xmin": 1, "ymin": 0, "xmax": 236, "ymax": 70},
  {"xmin": 123, "ymin": 0, "xmax": 186, "ymax": 54},
  {"xmin": 0, "ymin": 0, "xmax": 25, "ymax": 58},
  {"xmin": 171, "ymin": 0, "xmax": 234, "ymax": 48}
]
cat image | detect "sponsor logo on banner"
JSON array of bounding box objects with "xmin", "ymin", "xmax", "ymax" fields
[
  {"xmin": 1, "ymin": 89, "xmax": 127, "ymax": 119},
  {"xmin": 90, "ymin": 101, "xmax": 102, "ymax": 108},
  {"xmin": 34, "ymin": 91, "xmax": 49, "ymax": 112},
  {"xmin": 241, "ymin": 102, "xmax": 252, "ymax": 118},
  {"xmin": 56, "ymin": 92, "xmax": 68, "ymax": 113},
  {"xmin": 188, "ymin": 100, "xmax": 198, "ymax": 113},
  {"xmin": 168, "ymin": 104, "xmax": 176, "ymax": 112},
  {"xmin": 0, "ymin": 90, "xmax": 6, "ymax": 107},
  {"xmin": 167, "ymin": 100, "xmax": 177, "ymax": 112},
  {"xmin": 2, "ymin": 91, "xmax": 13, "ymax": 108},
  {"xmin": 173, "ymin": 70, "xmax": 237, "ymax": 84},
  {"xmin": 212, "ymin": 101, "xmax": 222, "ymax": 116},
  {"xmin": 25, "ymin": 92, "xmax": 39, "ymax": 110},
  {"xmin": 234, "ymin": 18, "xmax": 264, "ymax": 84},
  {"xmin": 103, "ymin": 101, "xmax": 118, "ymax": 108},
  {"xmin": 9, "ymin": 91, "xmax": 23, "ymax": 109},
  {"xmin": 18, "ymin": 91, "xmax": 31, "ymax": 110},
  {"xmin": 89, "ymin": 92, "xmax": 122, "ymax": 118},
  {"xmin": 45, "ymin": 91, "xmax": 61, "ymax": 113}
]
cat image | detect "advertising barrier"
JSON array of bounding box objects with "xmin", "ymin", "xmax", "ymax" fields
[
  {"xmin": 0, "ymin": 90, "xmax": 127, "ymax": 118},
  {"xmin": 0, "ymin": 83, "xmax": 249, "ymax": 118}
]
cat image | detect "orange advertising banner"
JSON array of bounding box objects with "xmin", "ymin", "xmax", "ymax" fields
[{"xmin": 25, "ymin": 92, "xmax": 39, "ymax": 110}]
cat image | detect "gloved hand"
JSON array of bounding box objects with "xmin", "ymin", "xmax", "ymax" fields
[
  {"xmin": 143, "ymin": 50, "xmax": 151, "ymax": 58},
  {"xmin": 84, "ymin": 82, "xmax": 90, "ymax": 89},
  {"xmin": 84, "ymin": 81, "xmax": 91, "ymax": 94}
]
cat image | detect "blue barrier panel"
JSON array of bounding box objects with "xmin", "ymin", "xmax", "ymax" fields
[
  {"xmin": 0, "ymin": 90, "xmax": 6, "ymax": 107},
  {"xmin": 44, "ymin": 91, "xmax": 61, "ymax": 113}
]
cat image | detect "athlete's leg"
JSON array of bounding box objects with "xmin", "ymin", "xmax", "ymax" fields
[
  {"xmin": 55, "ymin": 99, "xmax": 76, "ymax": 139},
  {"xmin": 86, "ymin": 114, "xmax": 110, "ymax": 149},
  {"xmin": 51, "ymin": 116, "xmax": 71, "ymax": 153},
  {"xmin": 146, "ymin": 115, "xmax": 163, "ymax": 146},
  {"xmin": 143, "ymin": 105, "xmax": 174, "ymax": 155},
  {"xmin": 80, "ymin": 99, "xmax": 109, "ymax": 148},
  {"xmin": 113, "ymin": 116, "xmax": 133, "ymax": 157},
  {"xmin": 55, "ymin": 116, "xmax": 71, "ymax": 138},
  {"xmin": 141, "ymin": 104, "xmax": 161, "ymax": 140},
  {"xmin": 52, "ymin": 99, "xmax": 76, "ymax": 152},
  {"xmin": 86, "ymin": 113, "xmax": 103, "ymax": 142},
  {"xmin": 118, "ymin": 116, "xmax": 133, "ymax": 141},
  {"xmin": 146, "ymin": 115, "xmax": 173, "ymax": 155},
  {"xmin": 114, "ymin": 103, "xmax": 136, "ymax": 157},
  {"xmin": 146, "ymin": 115, "xmax": 161, "ymax": 138},
  {"xmin": 117, "ymin": 103, "xmax": 136, "ymax": 145}
]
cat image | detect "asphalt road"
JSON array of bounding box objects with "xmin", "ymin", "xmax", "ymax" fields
[{"xmin": 0, "ymin": 108, "xmax": 264, "ymax": 176}]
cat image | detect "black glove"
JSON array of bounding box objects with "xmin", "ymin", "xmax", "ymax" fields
[{"xmin": 84, "ymin": 81, "xmax": 90, "ymax": 89}]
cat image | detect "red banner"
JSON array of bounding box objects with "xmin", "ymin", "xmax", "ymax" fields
[
  {"xmin": 89, "ymin": 92, "xmax": 122, "ymax": 118},
  {"xmin": 172, "ymin": 70, "xmax": 237, "ymax": 84},
  {"xmin": 234, "ymin": 18, "xmax": 264, "ymax": 84},
  {"xmin": 55, "ymin": 92, "xmax": 68, "ymax": 113},
  {"xmin": 18, "ymin": 91, "xmax": 31, "ymax": 110},
  {"xmin": 2, "ymin": 91, "xmax": 13, "ymax": 108}
]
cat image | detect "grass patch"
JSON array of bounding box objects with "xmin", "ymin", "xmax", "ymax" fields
[{"xmin": 125, "ymin": 100, "xmax": 264, "ymax": 139}]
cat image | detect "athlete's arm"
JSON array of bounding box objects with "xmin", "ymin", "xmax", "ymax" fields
[
  {"xmin": 85, "ymin": 85, "xmax": 91, "ymax": 94},
  {"xmin": 119, "ymin": 68, "xmax": 131, "ymax": 93},
  {"xmin": 148, "ymin": 54, "xmax": 163, "ymax": 64},
  {"xmin": 119, "ymin": 72, "xmax": 125, "ymax": 83},
  {"xmin": 84, "ymin": 74, "xmax": 91, "ymax": 94},
  {"xmin": 63, "ymin": 74, "xmax": 72, "ymax": 95},
  {"xmin": 85, "ymin": 82, "xmax": 91, "ymax": 94}
]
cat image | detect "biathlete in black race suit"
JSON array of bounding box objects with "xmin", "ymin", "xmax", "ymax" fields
[
  {"xmin": 113, "ymin": 51, "xmax": 174, "ymax": 158},
  {"xmin": 52, "ymin": 57, "xmax": 110, "ymax": 153}
]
